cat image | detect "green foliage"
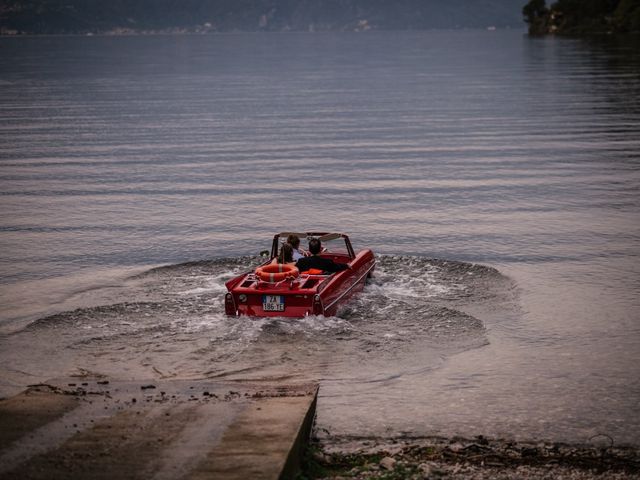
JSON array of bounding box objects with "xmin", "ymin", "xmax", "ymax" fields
[
  {"xmin": 550, "ymin": 0, "xmax": 620, "ymax": 33},
  {"xmin": 523, "ymin": 0, "xmax": 547, "ymax": 21},
  {"xmin": 299, "ymin": 453, "xmax": 423, "ymax": 479},
  {"xmin": 522, "ymin": 0, "xmax": 548, "ymax": 34},
  {"xmin": 613, "ymin": 0, "xmax": 640, "ymax": 32},
  {"xmin": 522, "ymin": 0, "xmax": 640, "ymax": 34},
  {"xmin": 296, "ymin": 445, "xmax": 330, "ymax": 480}
]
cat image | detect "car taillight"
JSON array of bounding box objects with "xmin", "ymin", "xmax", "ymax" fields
[
  {"xmin": 312, "ymin": 294, "xmax": 323, "ymax": 316},
  {"xmin": 225, "ymin": 293, "xmax": 237, "ymax": 315}
]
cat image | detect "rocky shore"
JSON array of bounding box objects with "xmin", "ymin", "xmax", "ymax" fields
[{"xmin": 301, "ymin": 436, "xmax": 640, "ymax": 479}]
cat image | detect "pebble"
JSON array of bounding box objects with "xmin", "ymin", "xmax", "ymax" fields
[
  {"xmin": 418, "ymin": 461, "xmax": 440, "ymax": 475},
  {"xmin": 379, "ymin": 456, "xmax": 396, "ymax": 470},
  {"xmin": 448, "ymin": 442, "xmax": 464, "ymax": 453},
  {"xmin": 312, "ymin": 451, "xmax": 330, "ymax": 464}
]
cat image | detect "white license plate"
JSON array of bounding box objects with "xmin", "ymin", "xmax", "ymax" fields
[{"xmin": 262, "ymin": 295, "xmax": 285, "ymax": 312}]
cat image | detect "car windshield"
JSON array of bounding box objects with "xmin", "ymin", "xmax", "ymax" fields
[
  {"xmin": 315, "ymin": 235, "xmax": 348, "ymax": 255},
  {"xmin": 275, "ymin": 232, "xmax": 349, "ymax": 256}
]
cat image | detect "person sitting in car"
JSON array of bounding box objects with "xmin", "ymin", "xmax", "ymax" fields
[
  {"xmin": 287, "ymin": 234, "xmax": 306, "ymax": 261},
  {"xmin": 271, "ymin": 243, "xmax": 295, "ymax": 265},
  {"xmin": 295, "ymin": 238, "xmax": 348, "ymax": 273}
]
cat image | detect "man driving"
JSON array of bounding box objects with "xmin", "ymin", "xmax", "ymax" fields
[{"xmin": 295, "ymin": 238, "xmax": 349, "ymax": 273}]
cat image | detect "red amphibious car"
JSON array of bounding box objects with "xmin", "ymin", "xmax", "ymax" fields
[{"xmin": 224, "ymin": 232, "xmax": 375, "ymax": 317}]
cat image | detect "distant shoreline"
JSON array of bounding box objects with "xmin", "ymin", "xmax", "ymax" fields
[
  {"xmin": 0, "ymin": 0, "xmax": 525, "ymax": 36},
  {"xmin": 0, "ymin": 27, "xmax": 523, "ymax": 37}
]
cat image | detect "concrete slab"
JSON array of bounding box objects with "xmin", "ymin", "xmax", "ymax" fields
[{"xmin": 0, "ymin": 379, "xmax": 317, "ymax": 480}]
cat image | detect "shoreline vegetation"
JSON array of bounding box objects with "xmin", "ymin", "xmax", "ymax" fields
[
  {"xmin": 301, "ymin": 436, "xmax": 640, "ymax": 479},
  {"xmin": 523, "ymin": 0, "xmax": 640, "ymax": 35},
  {"xmin": 0, "ymin": 0, "xmax": 525, "ymax": 36}
]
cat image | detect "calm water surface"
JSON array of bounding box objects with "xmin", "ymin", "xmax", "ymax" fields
[{"xmin": 1, "ymin": 31, "xmax": 639, "ymax": 444}]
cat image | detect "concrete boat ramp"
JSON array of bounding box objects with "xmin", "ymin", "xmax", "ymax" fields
[{"xmin": 0, "ymin": 379, "xmax": 318, "ymax": 479}]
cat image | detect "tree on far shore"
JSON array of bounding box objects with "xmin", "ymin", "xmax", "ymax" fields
[
  {"xmin": 522, "ymin": 0, "xmax": 549, "ymax": 34},
  {"xmin": 523, "ymin": 0, "xmax": 640, "ymax": 34},
  {"xmin": 612, "ymin": 0, "xmax": 640, "ymax": 32}
]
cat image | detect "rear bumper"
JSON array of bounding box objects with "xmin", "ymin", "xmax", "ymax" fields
[{"xmin": 230, "ymin": 306, "xmax": 312, "ymax": 317}]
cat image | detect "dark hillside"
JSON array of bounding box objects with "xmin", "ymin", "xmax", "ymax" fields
[{"xmin": 1, "ymin": 0, "xmax": 525, "ymax": 35}]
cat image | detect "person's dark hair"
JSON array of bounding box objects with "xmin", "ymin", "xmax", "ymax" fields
[
  {"xmin": 308, "ymin": 238, "xmax": 321, "ymax": 255},
  {"xmin": 278, "ymin": 243, "xmax": 294, "ymax": 263},
  {"xmin": 286, "ymin": 234, "xmax": 300, "ymax": 249}
]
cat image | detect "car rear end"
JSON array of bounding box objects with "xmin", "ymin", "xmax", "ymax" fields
[{"xmin": 225, "ymin": 273, "xmax": 325, "ymax": 317}]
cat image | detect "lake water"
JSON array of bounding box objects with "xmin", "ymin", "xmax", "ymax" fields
[{"xmin": 1, "ymin": 30, "xmax": 639, "ymax": 445}]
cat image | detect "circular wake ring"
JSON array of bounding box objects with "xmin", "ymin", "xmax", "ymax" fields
[{"xmin": 255, "ymin": 263, "xmax": 300, "ymax": 282}]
